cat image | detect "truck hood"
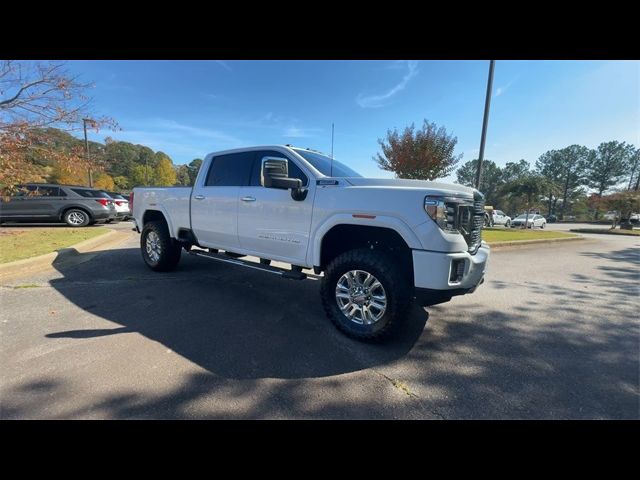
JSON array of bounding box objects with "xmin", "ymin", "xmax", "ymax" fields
[{"xmin": 344, "ymin": 177, "xmax": 478, "ymax": 198}]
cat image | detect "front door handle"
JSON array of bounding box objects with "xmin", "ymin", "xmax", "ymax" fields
[
  {"xmin": 241, "ymin": 196, "xmax": 256, "ymax": 202},
  {"xmin": 194, "ymin": 195, "xmax": 205, "ymax": 200}
]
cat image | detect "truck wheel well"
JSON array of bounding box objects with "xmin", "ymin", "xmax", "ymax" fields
[
  {"xmin": 319, "ymin": 224, "xmax": 413, "ymax": 278},
  {"xmin": 143, "ymin": 210, "xmax": 167, "ymax": 227}
]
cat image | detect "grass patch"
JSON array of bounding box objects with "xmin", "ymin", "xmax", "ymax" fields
[
  {"xmin": 482, "ymin": 227, "xmax": 577, "ymax": 243},
  {"xmin": 0, "ymin": 227, "xmax": 108, "ymax": 264},
  {"xmin": 569, "ymin": 228, "xmax": 640, "ymax": 236}
]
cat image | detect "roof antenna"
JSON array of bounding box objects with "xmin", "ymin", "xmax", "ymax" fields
[{"xmin": 330, "ymin": 122, "xmax": 334, "ymax": 177}]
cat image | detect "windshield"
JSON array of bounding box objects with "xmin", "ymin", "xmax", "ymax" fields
[
  {"xmin": 292, "ymin": 148, "xmax": 362, "ymax": 177},
  {"xmin": 515, "ymin": 214, "xmax": 533, "ymax": 219}
]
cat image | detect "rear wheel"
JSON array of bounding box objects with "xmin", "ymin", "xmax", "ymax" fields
[
  {"xmin": 141, "ymin": 220, "xmax": 182, "ymax": 272},
  {"xmin": 63, "ymin": 209, "xmax": 90, "ymax": 227},
  {"xmin": 320, "ymin": 249, "xmax": 411, "ymax": 341}
]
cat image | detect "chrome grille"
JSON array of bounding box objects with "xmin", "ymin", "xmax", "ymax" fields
[{"xmin": 450, "ymin": 193, "xmax": 484, "ymax": 254}]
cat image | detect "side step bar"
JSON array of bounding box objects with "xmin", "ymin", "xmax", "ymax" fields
[{"xmin": 188, "ymin": 249, "xmax": 307, "ymax": 280}]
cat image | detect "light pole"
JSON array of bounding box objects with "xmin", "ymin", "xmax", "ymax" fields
[
  {"xmin": 82, "ymin": 118, "xmax": 96, "ymax": 187},
  {"xmin": 475, "ymin": 60, "xmax": 495, "ymax": 189}
]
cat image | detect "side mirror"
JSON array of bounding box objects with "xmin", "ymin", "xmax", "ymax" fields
[{"xmin": 261, "ymin": 157, "xmax": 308, "ymax": 201}]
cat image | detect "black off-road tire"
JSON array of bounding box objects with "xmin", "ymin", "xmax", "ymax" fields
[
  {"xmin": 320, "ymin": 248, "xmax": 412, "ymax": 341},
  {"xmin": 63, "ymin": 208, "xmax": 91, "ymax": 227},
  {"xmin": 141, "ymin": 220, "xmax": 182, "ymax": 272}
]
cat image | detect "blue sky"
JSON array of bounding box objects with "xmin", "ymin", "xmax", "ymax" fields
[{"xmin": 68, "ymin": 60, "xmax": 639, "ymax": 182}]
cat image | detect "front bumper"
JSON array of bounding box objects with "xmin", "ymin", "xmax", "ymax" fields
[{"xmin": 412, "ymin": 242, "xmax": 489, "ymax": 291}]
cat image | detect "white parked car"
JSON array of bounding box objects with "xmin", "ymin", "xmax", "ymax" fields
[
  {"xmin": 491, "ymin": 209, "xmax": 511, "ymax": 227},
  {"xmin": 131, "ymin": 145, "xmax": 490, "ymax": 341},
  {"xmin": 510, "ymin": 214, "xmax": 546, "ymax": 229},
  {"xmin": 102, "ymin": 191, "xmax": 131, "ymax": 221},
  {"xmin": 603, "ymin": 211, "xmax": 618, "ymax": 221}
]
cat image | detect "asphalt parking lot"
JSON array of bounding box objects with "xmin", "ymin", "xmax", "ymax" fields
[{"xmin": 0, "ymin": 223, "xmax": 638, "ymax": 419}]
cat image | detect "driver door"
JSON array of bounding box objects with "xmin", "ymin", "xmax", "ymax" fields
[{"xmin": 237, "ymin": 150, "xmax": 315, "ymax": 264}]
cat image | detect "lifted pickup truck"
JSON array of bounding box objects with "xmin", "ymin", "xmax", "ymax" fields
[{"xmin": 131, "ymin": 145, "xmax": 489, "ymax": 340}]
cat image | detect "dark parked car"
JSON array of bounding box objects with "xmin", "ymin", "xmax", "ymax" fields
[{"xmin": 0, "ymin": 183, "xmax": 117, "ymax": 227}]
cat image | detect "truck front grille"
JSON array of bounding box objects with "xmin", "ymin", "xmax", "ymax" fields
[{"xmin": 453, "ymin": 192, "xmax": 484, "ymax": 254}]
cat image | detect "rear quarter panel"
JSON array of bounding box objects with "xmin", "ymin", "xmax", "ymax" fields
[{"xmin": 133, "ymin": 187, "xmax": 192, "ymax": 237}]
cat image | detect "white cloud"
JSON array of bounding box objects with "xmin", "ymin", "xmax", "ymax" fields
[
  {"xmin": 494, "ymin": 80, "xmax": 514, "ymax": 98},
  {"xmin": 283, "ymin": 126, "xmax": 322, "ymax": 138},
  {"xmin": 357, "ymin": 60, "xmax": 419, "ymax": 108},
  {"xmin": 215, "ymin": 60, "xmax": 232, "ymax": 71}
]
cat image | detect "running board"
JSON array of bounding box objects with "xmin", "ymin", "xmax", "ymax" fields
[{"xmin": 188, "ymin": 249, "xmax": 307, "ymax": 280}]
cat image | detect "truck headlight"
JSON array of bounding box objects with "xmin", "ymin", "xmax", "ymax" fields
[{"xmin": 424, "ymin": 196, "xmax": 457, "ymax": 232}]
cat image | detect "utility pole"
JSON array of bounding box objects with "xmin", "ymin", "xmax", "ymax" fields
[
  {"xmin": 330, "ymin": 122, "xmax": 334, "ymax": 177},
  {"xmin": 82, "ymin": 118, "xmax": 94, "ymax": 187},
  {"xmin": 475, "ymin": 60, "xmax": 495, "ymax": 189}
]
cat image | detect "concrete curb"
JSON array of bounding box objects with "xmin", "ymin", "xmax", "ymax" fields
[
  {"xmin": 569, "ymin": 229, "xmax": 640, "ymax": 237},
  {"xmin": 488, "ymin": 236, "xmax": 584, "ymax": 249},
  {"xmin": 0, "ymin": 229, "xmax": 131, "ymax": 280}
]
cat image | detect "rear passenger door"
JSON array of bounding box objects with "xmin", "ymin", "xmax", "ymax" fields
[{"xmin": 190, "ymin": 151, "xmax": 254, "ymax": 250}]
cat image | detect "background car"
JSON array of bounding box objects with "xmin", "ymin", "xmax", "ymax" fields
[
  {"xmin": 101, "ymin": 191, "xmax": 131, "ymax": 221},
  {"xmin": 491, "ymin": 209, "xmax": 511, "ymax": 227},
  {"xmin": 511, "ymin": 214, "xmax": 547, "ymax": 229},
  {"xmin": 0, "ymin": 183, "xmax": 117, "ymax": 227}
]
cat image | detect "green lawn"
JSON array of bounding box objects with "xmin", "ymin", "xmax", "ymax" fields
[
  {"xmin": 482, "ymin": 227, "xmax": 577, "ymax": 243},
  {"xmin": 0, "ymin": 227, "xmax": 108, "ymax": 264}
]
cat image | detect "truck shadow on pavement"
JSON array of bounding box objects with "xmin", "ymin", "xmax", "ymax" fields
[{"xmin": 45, "ymin": 247, "xmax": 429, "ymax": 380}]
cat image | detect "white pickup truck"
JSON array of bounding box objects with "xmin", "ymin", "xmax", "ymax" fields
[{"xmin": 131, "ymin": 145, "xmax": 489, "ymax": 340}]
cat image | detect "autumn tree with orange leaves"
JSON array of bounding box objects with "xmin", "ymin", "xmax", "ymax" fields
[
  {"xmin": 374, "ymin": 120, "xmax": 462, "ymax": 180},
  {"xmin": 0, "ymin": 60, "xmax": 117, "ymax": 195}
]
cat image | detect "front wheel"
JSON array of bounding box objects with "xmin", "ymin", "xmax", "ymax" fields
[
  {"xmin": 320, "ymin": 249, "xmax": 411, "ymax": 341},
  {"xmin": 141, "ymin": 220, "xmax": 182, "ymax": 272},
  {"xmin": 505, "ymin": 220, "xmax": 511, "ymax": 228},
  {"xmin": 540, "ymin": 222, "xmax": 545, "ymax": 229}
]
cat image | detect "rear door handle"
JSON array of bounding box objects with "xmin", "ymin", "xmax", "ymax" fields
[
  {"xmin": 194, "ymin": 195, "xmax": 205, "ymax": 200},
  {"xmin": 241, "ymin": 196, "xmax": 256, "ymax": 202}
]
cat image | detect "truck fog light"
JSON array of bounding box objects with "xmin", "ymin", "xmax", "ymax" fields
[{"xmin": 450, "ymin": 259, "xmax": 465, "ymax": 282}]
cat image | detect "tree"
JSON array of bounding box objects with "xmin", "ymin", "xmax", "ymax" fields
[
  {"xmin": 154, "ymin": 156, "xmax": 177, "ymax": 186},
  {"xmin": 604, "ymin": 191, "xmax": 640, "ymax": 230},
  {"xmin": 501, "ymin": 159, "xmax": 530, "ymax": 182},
  {"xmin": 501, "ymin": 174, "xmax": 550, "ymax": 227},
  {"xmin": 586, "ymin": 141, "xmax": 635, "ymax": 197},
  {"xmin": 175, "ymin": 164, "xmax": 191, "ymax": 186},
  {"xmin": 456, "ymin": 159, "xmax": 502, "ymax": 205},
  {"xmin": 187, "ymin": 158, "xmax": 203, "ymax": 185},
  {"xmin": 627, "ymin": 147, "xmax": 640, "ymax": 191},
  {"xmin": 131, "ymin": 164, "xmax": 150, "ymax": 186},
  {"xmin": 0, "ymin": 60, "xmax": 117, "ymax": 195},
  {"xmin": 374, "ymin": 120, "xmax": 461, "ymax": 180},
  {"xmin": 93, "ymin": 172, "xmax": 115, "ymax": 190},
  {"xmin": 536, "ymin": 145, "xmax": 589, "ymax": 218}
]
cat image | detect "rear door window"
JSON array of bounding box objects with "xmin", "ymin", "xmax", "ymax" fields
[
  {"xmin": 36, "ymin": 186, "xmax": 61, "ymax": 196},
  {"xmin": 205, "ymin": 152, "xmax": 254, "ymax": 187}
]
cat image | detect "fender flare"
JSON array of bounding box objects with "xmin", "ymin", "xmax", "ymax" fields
[
  {"xmin": 142, "ymin": 206, "xmax": 176, "ymax": 238},
  {"xmin": 309, "ymin": 213, "xmax": 422, "ymax": 266}
]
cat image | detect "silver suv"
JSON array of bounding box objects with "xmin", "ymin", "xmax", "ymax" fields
[{"xmin": 0, "ymin": 183, "xmax": 117, "ymax": 227}]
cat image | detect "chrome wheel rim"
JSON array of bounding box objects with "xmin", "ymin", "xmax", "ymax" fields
[
  {"xmin": 335, "ymin": 270, "xmax": 387, "ymax": 325},
  {"xmin": 68, "ymin": 211, "xmax": 85, "ymax": 225},
  {"xmin": 146, "ymin": 231, "xmax": 161, "ymax": 262}
]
